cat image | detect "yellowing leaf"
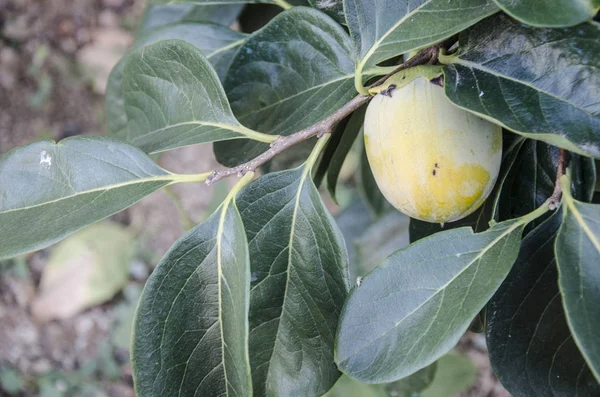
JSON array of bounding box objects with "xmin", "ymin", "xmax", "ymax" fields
[{"xmin": 31, "ymin": 222, "xmax": 134, "ymax": 323}]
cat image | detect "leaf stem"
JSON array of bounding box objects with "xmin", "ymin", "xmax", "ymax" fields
[
  {"xmin": 171, "ymin": 172, "xmax": 212, "ymax": 184},
  {"xmin": 306, "ymin": 133, "xmax": 331, "ymax": 169},
  {"xmin": 226, "ymin": 171, "xmax": 255, "ymax": 201},
  {"xmin": 521, "ymin": 199, "xmax": 551, "ymax": 225},
  {"xmin": 237, "ymin": 125, "xmax": 279, "ymax": 143},
  {"xmin": 548, "ymin": 148, "xmax": 569, "ymax": 210},
  {"xmin": 272, "ymin": 0, "xmax": 293, "ymax": 10}
]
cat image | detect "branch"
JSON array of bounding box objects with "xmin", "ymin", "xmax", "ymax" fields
[
  {"xmin": 206, "ymin": 41, "xmax": 452, "ymax": 186},
  {"xmin": 206, "ymin": 94, "xmax": 368, "ymax": 185},
  {"xmin": 548, "ymin": 148, "xmax": 569, "ymax": 210}
]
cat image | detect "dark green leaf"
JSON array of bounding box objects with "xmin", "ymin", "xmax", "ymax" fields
[
  {"xmin": 313, "ymin": 115, "xmax": 352, "ymax": 188},
  {"xmin": 0, "ymin": 137, "xmax": 176, "ymax": 260},
  {"xmin": 497, "ymin": 139, "xmax": 596, "ymax": 233},
  {"xmin": 137, "ymin": 3, "xmax": 244, "ymax": 36},
  {"xmin": 358, "ymin": 140, "xmax": 391, "ymax": 216},
  {"xmin": 443, "ymin": 14, "xmax": 600, "ymax": 158},
  {"xmin": 132, "ymin": 192, "xmax": 252, "ymax": 396},
  {"xmin": 123, "ymin": 40, "xmax": 271, "ymax": 154},
  {"xmin": 215, "ymin": 7, "xmax": 356, "ymax": 166},
  {"xmin": 487, "ymin": 211, "xmax": 600, "ymax": 396},
  {"xmin": 107, "ymin": 23, "xmax": 245, "ymax": 140},
  {"xmin": 556, "ymin": 183, "xmax": 600, "ymax": 382},
  {"xmin": 345, "ymin": 0, "xmax": 498, "ymax": 78},
  {"xmin": 236, "ymin": 151, "xmax": 349, "ymax": 396},
  {"xmin": 335, "ymin": 208, "xmax": 544, "ymax": 383},
  {"xmin": 492, "ymin": 0, "xmax": 599, "ymax": 27},
  {"xmin": 326, "ymin": 107, "xmax": 365, "ymax": 201}
]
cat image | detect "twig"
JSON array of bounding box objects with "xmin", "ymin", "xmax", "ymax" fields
[
  {"xmin": 206, "ymin": 94, "xmax": 368, "ymax": 185},
  {"xmin": 206, "ymin": 40, "xmax": 454, "ymax": 186},
  {"xmin": 548, "ymin": 148, "xmax": 569, "ymax": 210}
]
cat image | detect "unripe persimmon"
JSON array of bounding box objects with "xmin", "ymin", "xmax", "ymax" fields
[{"xmin": 364, "ymin": 75, "xmax": 502, "ymax": 223}]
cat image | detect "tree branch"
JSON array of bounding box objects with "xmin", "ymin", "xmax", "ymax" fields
[
  {"xmin": 206, "ymin": 41, "xmax": 452, "ymax": 186},
  {"xmin": 548, "ymin": 148, "xmax": 569, "ymax": 210}
]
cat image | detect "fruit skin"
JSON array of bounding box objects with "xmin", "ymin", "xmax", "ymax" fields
[{"xmin": 364, "ymin": 76, "xmax": 502, "ymax": 223}]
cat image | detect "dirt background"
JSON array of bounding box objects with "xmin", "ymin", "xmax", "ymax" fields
[{"xmin": 0, "ymin": 0, "xmax": 510, "ymax": 395}]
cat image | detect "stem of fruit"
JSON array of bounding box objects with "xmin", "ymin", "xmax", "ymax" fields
[
  {"xmin": 548, "ymin": 148, "xmax": 569, "ymax": 210},
  {"xmin": 205, "ymin": 41, "xmax": 451, "ymax": 186}
]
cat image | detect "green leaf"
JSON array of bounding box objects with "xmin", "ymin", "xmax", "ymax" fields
[
  {"xmin": 354, "ymin": 211, "xmax": 410, "ymax": 278},
  {"xmin": 313, "ymin": 115, "xmax": 352, "ymax": 188},
  {"xmin": 325, "ymin": 107, "xmax": 365, "ymax": 201},
  {"xmin": 497, "ymin": 138, "xmax": 596, "ymax": 234},
  {"xmin": 0, "ymin": 136, "xmax": 180, "ymax": 260},
  {"xmin": 358, "ymin": 139, "xmax": 391, "ymax": 216},
  {"xmin": 132, "ymin": 182, "xmax": 252, "ymax": 396},
  {"xmin": 335, "ymin": 206, "xmax": 546, "ymax": 383},
  {"xmin": 236, "ymin": 141, "xmax": 350, "ymax": 396},
  {"xmin": 123, "ymin": 39, "xmax": 272, "ymax": 154},
  {"xmin": 419, "ymin": 353, "xmax": 477, "ymax": 397},
  {"xmin": 214, "ymin": 7, "xmax": 356, "ymax": 166},
  {"xmin": 346, "ymin": 0, "xmax": 498, "ymax": 81},
  {"xmin": 107, "ymin": 22, "xmax": 246, "ymax": 140},
  {"xmin": 385, "ymin": 362, "xmax": 437, "ymax": 396},
  {"xmin": 443, "ymin": 14, "xmax": 600, "ymax": 158},
  {"xmin": 31, "ymin": 222, "xmax": 134, "ymax": 322},
  {"xmin": 137, "ymin": 3, "xmax": 244, "ymax": 36},
  {"xmin": 323, "ymin": 375, "xmax": 387, "ymax": 397},
  {"xmin": 0, "ymin": 366, "xmax": 23, "ymax": 394},
  {"xmin": 556, "ymin": 180, "xmax": 600, "ymax": 382},
  {"xmin": 492, "ymin": 0, "xmax": 599, "ymax": 27},
  {"xmin": 487, "ymin": 211, "xmax": 600, "ymax": 396},
  {"xmin": 335, "ymin": 199, "xmax": 373, "ymax": 273}
]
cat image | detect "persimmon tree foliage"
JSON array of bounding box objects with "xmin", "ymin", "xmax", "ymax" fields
[{"xmin": 1, "ymin": 0, "xmax": 599, "ymax": 396}]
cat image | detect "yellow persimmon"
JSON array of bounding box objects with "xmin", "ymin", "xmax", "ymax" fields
[{"xmin": 364, "ymin": 74, "xmax": 502, "ymax": 223}]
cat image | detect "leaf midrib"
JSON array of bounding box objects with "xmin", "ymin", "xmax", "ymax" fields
[
  {"xmin": 262, "ymin": 166, "xmax": 311, "ymax": 392},
  {"xmin": 0, "ymin": 175, "xmax": 175, "ymax": 215}
]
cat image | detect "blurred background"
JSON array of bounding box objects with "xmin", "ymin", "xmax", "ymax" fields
[{"xmin": 0, "ymin": 1, "xmax": 509, "ymax": 395}]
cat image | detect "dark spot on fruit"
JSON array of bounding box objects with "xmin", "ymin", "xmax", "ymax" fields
[
  {"xmin": 432, "ymin": 169, "xmax": 436, "ymax": 176},
  {"xmin": 435, "ymin": 162, "xmax": 439, "ymax": 168}
]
